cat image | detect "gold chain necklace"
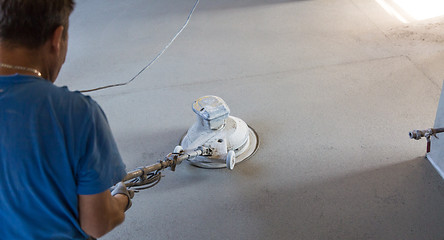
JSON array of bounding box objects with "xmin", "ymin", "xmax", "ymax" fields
[{"xmin": 0, "ymin": 63, "xmax": 42, "ymax": 77}]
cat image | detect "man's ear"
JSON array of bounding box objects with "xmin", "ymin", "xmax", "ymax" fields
[{"xmin": 50, "ymin": 26, "xmax": 64, "ymax": 55}]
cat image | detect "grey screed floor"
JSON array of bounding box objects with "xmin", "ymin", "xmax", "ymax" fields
[{"xmin": 58, "ymin": 0, "xmax": 444, "ymax": 239}]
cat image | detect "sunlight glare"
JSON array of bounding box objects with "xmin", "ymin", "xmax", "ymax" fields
[
  {"xmin": 393, "ymin": 0, "xmax": 444, "ymax": 21},
  {"xmin": 375, "ymin": 0, "xmax": 408, "ymax": 23},
  {"xmin": 376, "ymin": 0, "xmax": 444, "ymax": 23}
]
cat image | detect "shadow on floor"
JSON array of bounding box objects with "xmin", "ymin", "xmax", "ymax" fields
[
  {"xmin": 109, "ymin": 156, "xmax": 444, "ymax": 240},
  {"xmin": 227, "ymin": 157, "xmax": 444, "ymax": 239}
]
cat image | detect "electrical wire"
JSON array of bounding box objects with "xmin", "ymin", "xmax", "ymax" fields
[
  {"xmin": 124, "ymin": 154, "xmax": 182, "ymax": 191},
  {"xmin": 126, "ymin": 170, "xmax": 163, "ymax": 191},
  {"xmin": 80, "ymin": 0, "xmax": 200, "ymax": 93}
]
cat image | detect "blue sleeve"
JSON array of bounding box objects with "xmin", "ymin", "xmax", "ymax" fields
[{"xmin": 76, "ymin": 99, "xmax": 127, "ymax": 195}]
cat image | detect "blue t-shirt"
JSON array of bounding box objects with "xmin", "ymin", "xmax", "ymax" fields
[{"xmin": 0, "ymin": 75, "xmax": 127, "ymax": 239}]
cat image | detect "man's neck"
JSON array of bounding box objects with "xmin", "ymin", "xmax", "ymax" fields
[{"xmin": 0, "ymin": 44, "xmax": 46, "ymax": 79}]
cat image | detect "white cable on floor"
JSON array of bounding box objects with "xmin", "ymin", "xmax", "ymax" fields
[{"xmin": 80, "ymin": 0, "xmax": 200, "ymax": 93}]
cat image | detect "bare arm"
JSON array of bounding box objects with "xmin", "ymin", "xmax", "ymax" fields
[{"xmin": 78, "ymin": 190, "xmax": 129, "ymax": 238}]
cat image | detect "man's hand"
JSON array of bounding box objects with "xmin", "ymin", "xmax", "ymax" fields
[{"xmin": 111, "ymin": 182, "xmax": 134, "ymax": 211}]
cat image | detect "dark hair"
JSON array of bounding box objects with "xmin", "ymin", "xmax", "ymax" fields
[{"xmin": 0, "ymin": 0, "xmax": 75, "ymax": 48}]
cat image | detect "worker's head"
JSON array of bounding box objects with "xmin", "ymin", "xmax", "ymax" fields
[
  {"xmin": 0, "ymin": 0, "xmax": 75, "ymax": 49},
  {"xmin": 0, "ymin": 0, "xmax": 75, "ymax": 82}
]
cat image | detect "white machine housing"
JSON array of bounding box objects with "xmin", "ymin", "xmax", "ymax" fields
[{"xmin": 180, "ymin": 96, "xmax": 258, "ymax": 169}]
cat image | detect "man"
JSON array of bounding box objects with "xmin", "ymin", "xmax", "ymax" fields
[{"xmin": 0, "ymin": 1, "xmax": 132, "ymax": 239}]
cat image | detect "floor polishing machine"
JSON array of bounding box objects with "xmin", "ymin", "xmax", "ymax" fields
[{"xmin": 121, "ymin": 96, "xmax": 259, "ymax": 190}]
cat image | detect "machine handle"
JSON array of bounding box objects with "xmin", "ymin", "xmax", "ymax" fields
[{"xmin": 122, "ymin": 148, "xmax": 204, "ymax": 182}]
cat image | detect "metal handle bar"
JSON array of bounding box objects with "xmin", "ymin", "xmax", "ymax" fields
[{"xmin": 122, "ymin": 146, "xmax": 212, "ymax": 186}]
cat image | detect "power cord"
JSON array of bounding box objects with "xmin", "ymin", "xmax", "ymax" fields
[
  {"xmin": 127, "ymin": 170, "xmax": 163, "ymax": 191},
  {"xmin": 80, "ymin": 0, "xmax": 200, "ymax": 93}
]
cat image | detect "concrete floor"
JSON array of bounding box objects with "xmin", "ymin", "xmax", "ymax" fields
[{"xmin": 58, "ymin": 0, "xmax": 444, "ymax": 239}]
